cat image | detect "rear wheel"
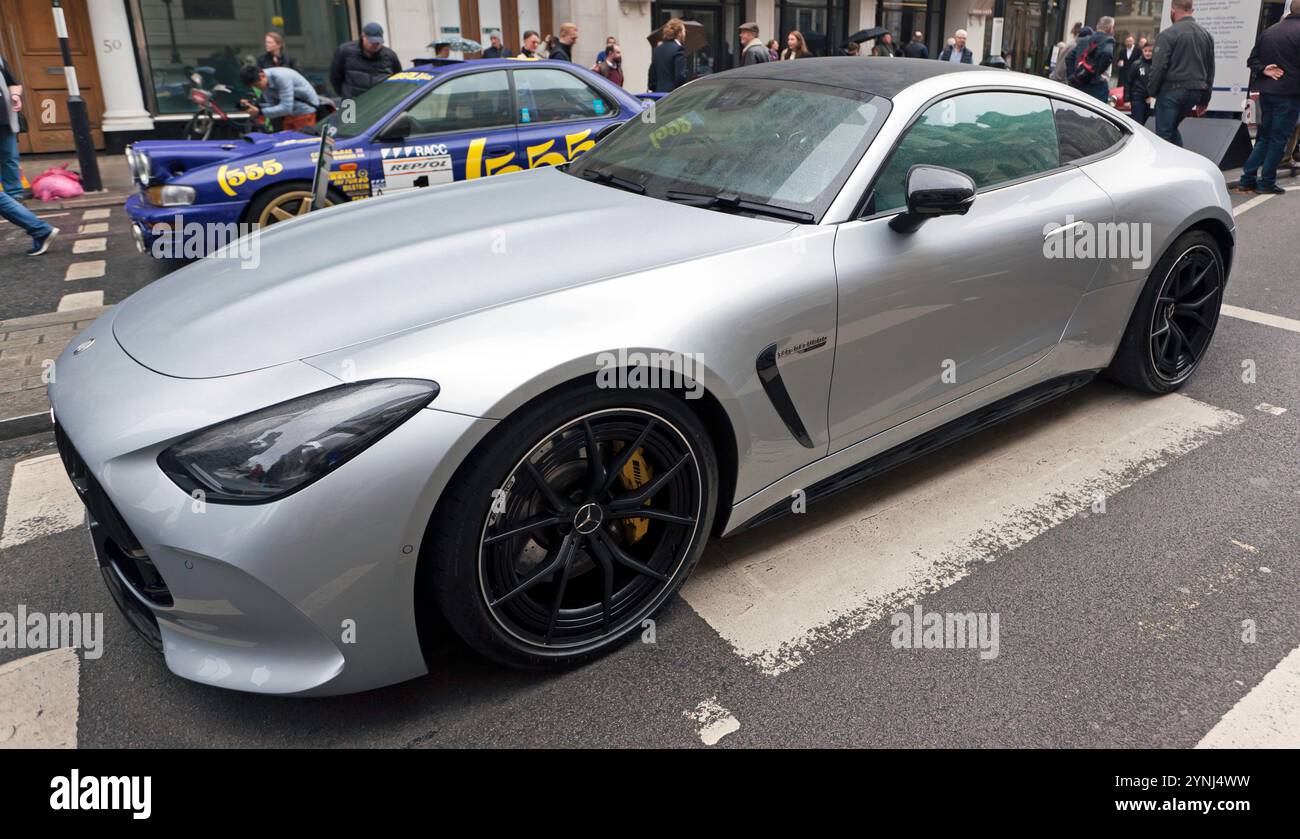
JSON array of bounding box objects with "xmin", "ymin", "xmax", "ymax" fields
[
  {"xmin": 1106, "ymin": 230, "xmax": 1224, "ymax": 393},
  {"xmin": 184, "ymin": 111, "xmax": 213, "ymax": 140},
  {"xmin": 422, "ymin": 385, "xmax": 718, "ymax": 668}
]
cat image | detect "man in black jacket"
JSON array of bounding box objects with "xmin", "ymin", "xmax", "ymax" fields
[
  {"xmin": 903, "ymin": 32, "xmax": 929, "ymax": 59},
  {"xmin": 649, "ymin": 19, "xmax": 689, "ymax": 93},
  {"xmin": 938, "ymin": 30, "xmax": 972, "ymax": 63},
  {"xmin": 329, "ymin": 22, "xmax": 402, "ymax": 100},
  {"xmin": 550, "ymin": 22, "xmax": 578, "ymax": 62},
  {"xmin": 1237, "ymin": 2, "xmax": 1300, "ymax": 194},
  {"xmin": 1147, "ymin": 0, "xmax": 1215, "ymax": 147},
  {"xmin": 1127, "ymin": 41, "xmax": 1156, "ymax": 126}
]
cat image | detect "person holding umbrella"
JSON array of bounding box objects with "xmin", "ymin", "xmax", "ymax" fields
[{"xmin": 650, "ymin": 19, "xmax": 689, "ymax": 92}]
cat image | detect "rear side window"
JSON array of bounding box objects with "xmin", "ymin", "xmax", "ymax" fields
[
  {"xmin": 1053, "ymin": 100, "xmax": 1125, "ymax": 163},
  {"xmin": 513, "ymin": 68, "xmax": 615, "ymax": 124},
  {"xmin": 871, "ymin": 91, "xmax": 1060, "ymax": 213}
]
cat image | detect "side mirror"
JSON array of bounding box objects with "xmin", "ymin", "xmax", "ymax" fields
[
  {"xmin": 594, "ymin": 122, "xmax": 621, "ymax": 143},
  {"xmin": 377, "ymin": 112, "xmax": 413, "ymax": 143},
  {"xmin": 889, "ymin": 165, "xmax": 977, "ymax": 233}
]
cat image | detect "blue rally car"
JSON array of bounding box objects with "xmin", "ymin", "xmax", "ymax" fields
[{"xmin": 125, "ymin": 59, "xmax": 648, "ymax": 255}]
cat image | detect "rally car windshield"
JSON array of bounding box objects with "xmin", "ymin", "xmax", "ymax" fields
[
  {"xmin": 310, "ymin": 76, "xmax": 430, "ymax": 139},
  {"xmin": 567, "ymin": 78, "xmax": 889, "ymax": 222}
]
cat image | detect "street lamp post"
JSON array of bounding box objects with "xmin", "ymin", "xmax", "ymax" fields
[{"xmin": 50, "ymin": 0, "xmax": 101, "ymax": 192}]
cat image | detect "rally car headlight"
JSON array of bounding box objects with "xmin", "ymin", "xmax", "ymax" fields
[
  {"xmin": 127, "ymin": 147, "xmax": 151, "ymax": 186},
  {"xmin": 147, "ymin": 185, "xmax": 196, "ymax": 206},
  {"xmin": 158, "ymin": 379, "xmax": 439, "ymax": 504}
]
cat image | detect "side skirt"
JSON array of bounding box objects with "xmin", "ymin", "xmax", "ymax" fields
[{"xmin": 728, "ymin": 371, "xmax": 1099, "ymax": 535}]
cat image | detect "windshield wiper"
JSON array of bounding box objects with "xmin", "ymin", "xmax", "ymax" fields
[
  {"xmin": 578, "ymin": 166, "xmax": 646, "ymax": 195},
  {"xmin": 663, "ymin": 190, "xmax": 814, "ymax": 223}
]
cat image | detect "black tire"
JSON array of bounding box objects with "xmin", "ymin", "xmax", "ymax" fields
[
  {"xmin": 1105, "ymin": 230, "xmax": 1225, "ymax": 394},
  {"xmin": 420, "ymin": 383, "xmax": 718, "ymax": 668}
]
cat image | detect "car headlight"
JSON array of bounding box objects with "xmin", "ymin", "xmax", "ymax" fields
[
  {"xmin": 127, "ymin": 146, "xmax": 152, "ymax": 186},
  {"xmin": 147, "ymin": 185, "xmax": 196, "ymax": 206},
  {"xmin": 158, "ymin": 379, "xmax": 439, "ymax": 504}
]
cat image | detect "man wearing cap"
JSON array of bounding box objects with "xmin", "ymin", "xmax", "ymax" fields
[
  {"xmin": 330, "ymin": 22, "xmax": 403, "ymax": 100},
  {"xmin": 739, "ymin": 22, "xmax": 769, "ymax": 66}
]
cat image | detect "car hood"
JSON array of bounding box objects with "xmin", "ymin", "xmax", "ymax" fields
[
  {"xmin": 112, "ymin": 167, "xmax": 796, "ymax": 379},
  {"xmin": 135, "ymin": 132, "xmax": 321, "ymax": 181}
]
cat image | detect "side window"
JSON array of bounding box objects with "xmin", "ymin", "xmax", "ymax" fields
[
  {"xmin": 871, "ymin": 92, "xmax": 1061, "ymax": 214},
  {"xmin": 403, "ymin": 70, "xmax": 511, "ymax": 135},
  {"xmin": 513, "ymin": 68, "xmax": 615, "ymax": 125},
  {"xmin": 1053, "ymin": 100, "xmax": 1125, "ymax": 163}
]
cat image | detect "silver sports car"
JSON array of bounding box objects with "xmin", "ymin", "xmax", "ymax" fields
[{"xmin": 50, "ymin": 59, "xmax": 1233, "ymax": 695}]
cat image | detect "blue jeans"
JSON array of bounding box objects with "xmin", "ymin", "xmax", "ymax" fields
[
  {"xmin": 1080, "ymin": 79, "xmax": 1109, "ymax": 103},
  {"xmin": 0, "ymin": 126, "xmax": 21, "ymax": 198},
  {"xmin": 1240, "ymin": 93, "xmax": 1300, "ymax": 190},
  {"xmin": 0, "ymin": 188, "xmax": 52, "ymax": 238},
  {"xmin": 1154, "ymin": 88, "xmax": 1203, "ymax": 147},
  {"xmin": 1130, "ymin": 95, "xmax": 1150, "ymax": 128}
]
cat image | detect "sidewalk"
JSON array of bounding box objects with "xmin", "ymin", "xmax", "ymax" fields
[
  {"xmin": 0, "ymin": 306, "xmax": 110, "ymax": 439},
  {"xmin": 20, "ymin": 152, "xmax": 135, "ymax": 211}
]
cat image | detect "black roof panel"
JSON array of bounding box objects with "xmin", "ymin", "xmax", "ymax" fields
[{"xmin": 716, "ymin": 57, "xmax": 984, "ymax": 99}]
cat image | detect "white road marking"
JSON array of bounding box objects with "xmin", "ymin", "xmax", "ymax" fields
[
  {"xmin": 0, "ymin": 454, "xmax": 83, "ymax": 549},
  {"xmin": 64, "ymin": 260, "xmax": 106, "ymax": 281},
  {"xmin": 1233, "ymin": 194, "xmax": 1275, "ymax": 217},
  {"xmin": 685, "ymin": 698, "xmax": 739, "ymax": 746},
  {"xmin": 81, "ymin": 208, "xmax": 110, "ymax": 220},
  {"xmin": 1222, "ymin": 304, "xmax": 1300, "ymax": 334},
  {"xmin": 0, "ymin": 648, "xmax": 79, "ymax": 748},
  {"xmin": 72, "ymin": 237, "xmax": 106, "ymax": 254},
  {"xmin": 57, "ymin": 291, "xmax": 105, "ymax": 312},
  {"xmin": 77, "ymin": 222, "xmax": 109, "ymax": 235},
  {"xmin": 1197, "ymin": 645, "xmax": 1300, "ymax": 748},
  {"xmin": 683, "ymin": 390, "xmax": 1243, "ymax": 675},
  {"xmin": 1254, "ymin": 403, "xmax": 1288, "ymax": 416}
]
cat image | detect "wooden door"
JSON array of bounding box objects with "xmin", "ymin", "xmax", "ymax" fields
[
  {"xmin": 1, "ymin": 0, "xmax": 105, "ymax": 153},
  {"xmin": 500, "ymin": 0, "xmax": 519, "ymax": 57},
  {"xmin": 458, "ymin": 0, "xmax": 482, "ymax": 58}
]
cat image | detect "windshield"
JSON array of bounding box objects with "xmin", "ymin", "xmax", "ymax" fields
[
  {"xmin": 567, "ymin": 78, "xmax": 888, "ymax": 220},
  {"xmin": 311, "ymin": 75, "xmax": 433, "ymax": 139}
]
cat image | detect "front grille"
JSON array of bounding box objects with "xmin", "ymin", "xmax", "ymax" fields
[{"xmin": 54, "ymin": 422, "xmax": 174, "ymax": 608}]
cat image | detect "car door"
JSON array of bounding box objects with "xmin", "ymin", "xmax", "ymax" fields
[
  {"xmin": 370, "ymin": 69, "xmax": 520, "ymax": 195},
  {"xmin": 510, "ymin": 66, "xmax": 618, "ymax": 172},
  {"xmin": 829, "ymin": 90, "xmax": 1115, "ymax": 453}
]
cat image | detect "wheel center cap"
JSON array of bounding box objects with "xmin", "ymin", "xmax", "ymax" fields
[{"xmin": 573, "ymin": 502, "xmax": 604, "ymax": 535}]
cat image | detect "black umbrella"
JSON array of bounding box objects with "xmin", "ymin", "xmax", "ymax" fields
[
  {"xmin": 847, "ymin": 27, "xmax": 891, "ymax": 44},
  {"xmin": 647, "ymin": 20, "xmax": 708, "ymax": 55}
]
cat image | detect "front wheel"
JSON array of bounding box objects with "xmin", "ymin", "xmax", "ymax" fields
[
  {"xmin": 422, "ymin": 385, "xmax": 718, "ymax": 668},
  {"xmin": 1106, "ymin": 230, "xmax": 1225, "ymax": 393}
]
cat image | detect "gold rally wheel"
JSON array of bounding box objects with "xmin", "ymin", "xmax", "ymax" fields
[{"xmin": 245, "ymin": 183, "xmax": 336, "ymax": 229}]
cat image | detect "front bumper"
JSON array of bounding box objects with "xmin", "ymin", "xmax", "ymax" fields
[
  {"xmin": 125, "ymin": 193, "xmax": 246, "ymax": 258},
  {"xmin": 48, "ymin": 311, "xmax": 496, "ymax": 695}
]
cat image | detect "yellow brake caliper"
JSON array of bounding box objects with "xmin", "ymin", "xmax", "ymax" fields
[{"xmin": 613, "ymin": 443, "xmax": 653, "ymax": 543}]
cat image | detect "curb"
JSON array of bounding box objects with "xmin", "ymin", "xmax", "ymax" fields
[{"xmin": 0, "ymin": 411, "xmax": 52, "ymax": 442}]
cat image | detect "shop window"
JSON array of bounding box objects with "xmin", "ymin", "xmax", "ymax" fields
[{"xmin": 181, "ymin": 1, "xmax": 235, "ymax": 19}]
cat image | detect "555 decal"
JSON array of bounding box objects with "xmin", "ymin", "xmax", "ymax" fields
[
  {"xmin": 217, "ymin": 158, "xmax": 283, "ymax": 197},
  {"xmin": 465, "ymin": 129, "xmax": 596, "ymax": 180}
]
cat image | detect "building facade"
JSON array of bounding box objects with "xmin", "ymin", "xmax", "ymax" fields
[{"xmin": 0, "ymin": 0, "xmax": 1277, "ymax": 154}]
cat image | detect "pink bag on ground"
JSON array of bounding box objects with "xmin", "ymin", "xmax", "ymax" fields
[{"xmin": 31, "ymin": 163, "xmax": 85, "ymax": 201}]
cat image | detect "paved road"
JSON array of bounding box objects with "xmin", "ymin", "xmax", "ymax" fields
[{"xmin": 0, "ymin": 184, "xmax": 1297, "ymax": 748}]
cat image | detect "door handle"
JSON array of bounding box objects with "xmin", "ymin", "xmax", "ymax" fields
[{"xmin": 1044, "ymin": 220, "xmax": 1088, "ymax": 240}]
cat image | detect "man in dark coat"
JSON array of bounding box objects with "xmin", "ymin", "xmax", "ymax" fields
[
  {"xmin": 1237, "ymin": 1, "xmax": 1300, "ymax": 194},
  {"xmin": 649, "ymin": 19, "xmax": 689, "ymax": 93},
  {"xmin": 329, "ymin": 22, "xmax": 402, "ymax": 100},
  {"xmin": 903, "ymin": 31, "xmax": 929, "ymax": 59}
]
